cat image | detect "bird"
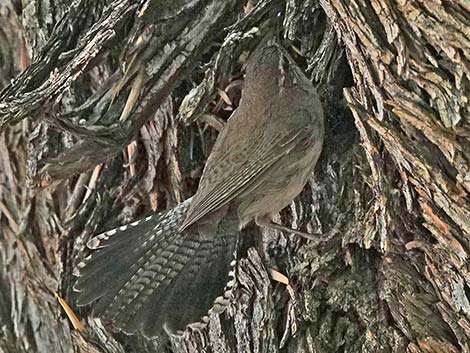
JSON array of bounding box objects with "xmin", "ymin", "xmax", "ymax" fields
[
  {"xmin": 73, "ymin": 42, "xmax": 325, "ymax": 339},
  {"xmin": 179, "ymin": 44, "xmax": 324, "ymax": 238}
]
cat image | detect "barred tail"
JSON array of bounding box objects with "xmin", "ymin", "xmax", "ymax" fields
[{"xmin": 73, "ymin": 199, "xmax": 239, "ymax": 337}]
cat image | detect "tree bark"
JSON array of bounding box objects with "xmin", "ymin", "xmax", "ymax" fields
[{"xmin": 0, "ymin": 0, "xmax": 468, "ymax": 352}]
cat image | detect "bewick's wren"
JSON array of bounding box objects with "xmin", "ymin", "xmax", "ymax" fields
[
  {"xmin": 74, "ymin": 44, "xmax": 324, "ymax": 338},
  {"xmin": 180, "ymin": 44, "xmax": 324, "ymax": 236}
]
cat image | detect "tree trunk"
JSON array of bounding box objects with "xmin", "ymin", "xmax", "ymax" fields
[{"xmin": 0, "ymin": 0, "xmax": 468, "ymax": 352}]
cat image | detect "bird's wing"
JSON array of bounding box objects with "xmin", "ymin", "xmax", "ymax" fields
[{"xmin": 180, "ymin": 122, "xmax": 313, "ymax": 231}]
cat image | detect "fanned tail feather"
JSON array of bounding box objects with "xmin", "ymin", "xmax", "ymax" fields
[{"xmin": 74, "ymin": 199, "xmax": 239, "ymax": 337}]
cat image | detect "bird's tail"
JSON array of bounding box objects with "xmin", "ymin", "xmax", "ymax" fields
[{"xmin": 73, "ymin": 199, "xmax": 239, "ymax": 338}]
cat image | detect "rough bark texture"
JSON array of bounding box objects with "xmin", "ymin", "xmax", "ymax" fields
[{"xmin": 0, "ymin": 0, "xmax": 468, "ymax": 352}]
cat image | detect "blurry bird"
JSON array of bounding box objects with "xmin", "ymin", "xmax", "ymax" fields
[{"xmin": 74, "ymin": 42, "xmax": 324, "ymax": 338}]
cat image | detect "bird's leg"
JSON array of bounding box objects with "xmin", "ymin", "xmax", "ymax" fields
[
  {"xmin": 256, "ymin": 216, "xmax": 335, "ymax": 244},
  {"xmin": 259, "ymin": 219, "xmax": 320, "ymax": 239}
]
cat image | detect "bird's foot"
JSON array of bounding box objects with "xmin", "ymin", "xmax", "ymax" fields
[{"xmin": 256, "ymin": 218, "xmax": 336, "ymax": 245}]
